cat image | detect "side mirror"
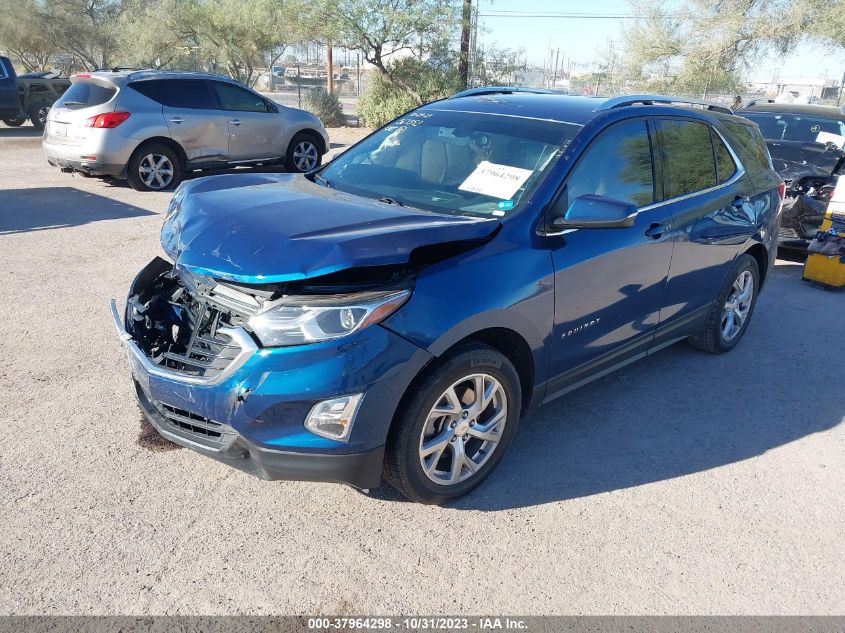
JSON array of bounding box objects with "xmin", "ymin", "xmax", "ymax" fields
[{"xmin": 549, "ymin": 194, "xmax": 638, "ymax": 230}]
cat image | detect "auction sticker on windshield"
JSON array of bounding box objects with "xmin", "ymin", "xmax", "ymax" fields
[{"xmin": 458, "ymin": 161, "xmax": 533, "ymax": 200}]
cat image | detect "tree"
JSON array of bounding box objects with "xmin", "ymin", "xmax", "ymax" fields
[
  {"xmin": 619, "ymin": 0, "xmax": 800, "ymax": 96},
  {"xmin": 38, "ymin": 0, "xmax": 124, "ymax": 70},
  {"xmin": 325, "ymin": 0, "xmax": 456, "ymax": 103},
  {"xmin": 0, "ymin": 1, "xmax": 59, "ymax": 71}
]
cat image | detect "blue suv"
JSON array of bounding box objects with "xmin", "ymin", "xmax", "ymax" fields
[{"xmin": 112, "ymin": 92, "xmax": 783, "ymax": 504}]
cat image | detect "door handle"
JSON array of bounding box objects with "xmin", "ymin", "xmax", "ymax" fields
[
  {"xmin": 169, "ymin": 117, "xmax": 183, "ymax": 124},
  {"xmin": 229, "ymin": 119, "xmax": 241, "ymax": 126},
  {"xmin": 645, "ymin": 222, "xmax": 669, "ymax": 239}
]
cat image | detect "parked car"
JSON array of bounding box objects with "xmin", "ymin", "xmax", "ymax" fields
[
  {"xmin": 738, "ymin": 101, "xmax": 845, "ymax": 252},
  {"xmin": 43, "ymin": 70, "xmax": 329, "ymax": 191},
  {"xmin": 0, "ymin": 56, "xmax": 20, "ymax": 125},
  {"xmin": 13, "ymin": 70, "xmax": 71, "ymax": 129},
  {"xmin": 113, "ymin": 92, "xmax": 782, "ymax": 504}
]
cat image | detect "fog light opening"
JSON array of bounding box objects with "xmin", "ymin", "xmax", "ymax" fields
[{"xmin": 305, "ymin": 394, "xmax": 364, "ymax": 442}]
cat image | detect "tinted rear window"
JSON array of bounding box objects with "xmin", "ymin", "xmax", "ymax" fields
[
  {"xmin": 741, "ymin": 111, "xmax": 845, "ymax": 142},
  {"xmin": 163, "ymin": 79, "xmax": 217, "ymax": 110},
  {"xmin": 128, "ymin": 79, "xmax": 168, "ymax": 104},
  {"xmin": 57, "ymin": 82, "xmax": 116, "ymax": 109},
  {"xmin": 656, "ymin": 119, "xmax": 716, "ymax": 199},
  {"xmin": 720, "ymin": 119, "xmax": 772, "ymax": 174}
]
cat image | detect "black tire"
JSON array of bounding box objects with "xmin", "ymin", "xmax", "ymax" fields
[
  {"xmin": 126, "ymin": 143, "xmax": 182, "ymax": 192},
  {"xmin": 284, "ymin": 131, "xmax": 323, "ymax": 173},
  {"xmin": 2, "ymin": 116, "xmax": 26, "ymax": 127},
  {"xmin": 688, "ymin": 253, "xmax": 760, "ymax": 354},
  {"xmin": 27, "ymin": 104, "xmax": 49, "ymax": 130},
  {"xmin": 385, "ymin": 343, "xmax": 521, "ymax": 504}
]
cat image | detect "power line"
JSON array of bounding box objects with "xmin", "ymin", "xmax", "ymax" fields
[{"xmin": 478, "ymin": 11, "xmax": 637, "ymax": 19}]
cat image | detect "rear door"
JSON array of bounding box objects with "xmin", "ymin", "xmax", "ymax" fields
[
  {"xmin": 546, "ymin": 117, "xmax": 675, "ymax": 396},
  {"xmin": 0, "ymin": 57, "xmax": 20, "ymax": 116},
  {"xmin": 651, "ymin": 116, "xmax": 758, "ymax": 343},
  {"xmin": 161, "ymin": 79, "xmax": 229, "ymax": 165},
  {"xmin": 208, "ymin": 80, "xmax": 284, "ymax": 162}
]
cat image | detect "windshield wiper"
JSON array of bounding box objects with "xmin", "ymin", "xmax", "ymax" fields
[
  {"xmin": 61, "ymin": 101, "xmax": 86, "ymax": 106},
  {"xmin": 377, "ymin": 196, "xmax": 405, "ymax": 206}
]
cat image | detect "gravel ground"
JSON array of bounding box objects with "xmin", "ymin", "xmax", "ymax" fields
[{"xmin": 0, "ymin": 122, "xmax": 843, "ymax": 616}]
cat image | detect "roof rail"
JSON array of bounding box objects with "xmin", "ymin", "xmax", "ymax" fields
[
  {"xmin": 596, "ymin": 94, "xmax": 734, "ymax": 115},
  {"xmin": 449, "ymin": 86, "xmax": 567, "ymax": 99},
  {"xmin": 745, "ymin": 98, "xmax": 776, "ymax": 107}
]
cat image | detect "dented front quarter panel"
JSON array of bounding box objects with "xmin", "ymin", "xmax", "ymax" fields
[{"xmin": 161, "ymin": 172, "xmax": 501, "ymax": 284}]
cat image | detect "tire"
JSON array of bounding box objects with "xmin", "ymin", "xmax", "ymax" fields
[
  {"xmin": 126, "ymin": 143, "xmax": 182, "ymax": 192},
  {"xmin": 28, "ymin": 104, "xmax": 50, "ymax": 130},
  {"xmin": 2, "ymin": 116, "xmax": 26, "ymax": 127},
  {"xmin": 385, "ymin": 343, "xmax": 521, "ymax": 504},
  {"xmin": 284, "ymin": 132, "xmax": 323, "ymax": 173},
  {"xmin": 688, "ymin": 254, "xmax": 760, "ymax": 354}
]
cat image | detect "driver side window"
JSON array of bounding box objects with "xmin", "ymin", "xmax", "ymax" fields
[{"xmin": 563, "ymin": 119, "xmax": 655, "ymax": 210}]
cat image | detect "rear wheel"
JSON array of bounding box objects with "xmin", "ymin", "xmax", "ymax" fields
[
  {"xmin": 284, "ymin": 132, "xmax": 323, "ymax": 173},
  {"xmin": 385, "ymin": 344, "xmax": 521, "ymax": 504},
  {"xmin": 688, "ymin": 254, "xmax": 759, "ymax": 354},
  {"xmin": 127, "ymin": 143, "xmax": 182, "ymax": 192},
  {"xmin": 28, "ymin": 104, "xmax": 50, "ymax": 130},
  {"xmin": 2, "ymin": 116, "xmax": 26, "ymax": 127}
]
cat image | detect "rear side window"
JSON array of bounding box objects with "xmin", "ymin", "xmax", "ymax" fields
[
  {"xmin": 564, "ymin": 118, "xmax": 655, "ymax": 208},
  {"xmin": 712, "ymin": 131, "xmax": 737, "ymax": 184},
  {"xmin": 210, "ymin": 82, "xmax": 271, "ymax": 113},
  {"xmin": 656, "ymin": 119, "xmax": 716, "ymax": 199},
  {"xmin": 0, "ymin": 59, "xmax": 9, "ymax": 80},
  {"xmin": 57, "ymin": 82, "xmax": 116, "ymax": 109},
  {"xmin": 163, "ymin": 79, "xmax": 218, "ymax": 110},
  {"xmin": 721, "ymin": 120, "xmax": 772, "ymax": 174},
  {"xmin": 129, "ymin": 80, "xmax": 168, "ymax": 104}
]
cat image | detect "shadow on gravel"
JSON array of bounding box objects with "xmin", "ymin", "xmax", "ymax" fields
[
  {"xmin": 0, "ymin": 125, "xmax": 41, "ymax": 138},
  {"xmin": 0, "ymin": 186, "xmax": 155, "ymax": 234},
  {"xmin": 376, "ymin": 263, "xmax": 843, "ymax": 510}
]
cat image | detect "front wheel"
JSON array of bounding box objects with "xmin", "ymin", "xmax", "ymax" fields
[
  {"xmin": 2, "ymin": 116, "xmax": 26, "ymax": 127},
  {"xmin": 385, "ymin": 344, "xmax": 521, "ymax": 504},
  {"xmin": 688, "ymin": 254, "xmax": 760, "ymax": 354},
  {"xmin": 284, "ymin": 132, "xmax": 323, "ymax": 173}
]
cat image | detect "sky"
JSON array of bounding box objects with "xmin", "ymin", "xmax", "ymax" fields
[{"xmin": 476, "ymin": 0, "xmax": 845, "ymax": 84}]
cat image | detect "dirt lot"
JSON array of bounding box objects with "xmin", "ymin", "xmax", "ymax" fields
[{"xmin": 0, "ymin": 122, "xmax": 843, "ymax": 616}]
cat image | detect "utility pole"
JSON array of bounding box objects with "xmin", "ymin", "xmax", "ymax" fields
[
  {"xmin": 326, "ymin": 40, "xmax": 334, "ymax": 95},
  {"xmin": 458, "ymin": 0, "xmax": 472, "ymax": 89}
]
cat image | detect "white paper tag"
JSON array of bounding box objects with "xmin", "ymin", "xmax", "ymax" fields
[
  {"xmin": 458, "ymin": 161, "xmax": 533, "ymax": 200},
  {"xmin": 816, "ymin": 131, "xmax": 845, "ymax": 149}
]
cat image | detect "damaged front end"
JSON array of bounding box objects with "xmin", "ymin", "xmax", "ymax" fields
[{"xmin": 769, "ymin": 142, "xmax": 844, "ymax": 250}]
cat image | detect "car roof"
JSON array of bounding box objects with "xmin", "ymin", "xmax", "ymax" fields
[
  {"xmin": 738, "ymin": 103, "xmax": 845, "ymax": 120},
  {"xmin": 72, "ymin": 69, "xmax": 244, "ymax": 87},
  {"xmin": 423, "ymin": 92, "xmax": 740, "ymax": 126}
]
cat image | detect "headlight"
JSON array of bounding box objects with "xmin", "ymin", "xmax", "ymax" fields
[{"xmin": 247, "ymin": 289, "xmax": 410, "ymax": 347}]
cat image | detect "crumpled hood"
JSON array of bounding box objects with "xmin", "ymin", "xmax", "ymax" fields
[{"xmin": 161, "ymin": 172, "xmax": 501, "ymax": 284}]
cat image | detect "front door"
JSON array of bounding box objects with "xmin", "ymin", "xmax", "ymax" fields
[
  {"xmin": 546, "ymin": 117, "xmax": 675, "ymax": 398},
  {"xmin": 162, "ymin": 78, "xmax": 229, "ymax": 166},
  {"xmin": 209, "ymin": 81, "xmax": 284, "ymax": 162}
]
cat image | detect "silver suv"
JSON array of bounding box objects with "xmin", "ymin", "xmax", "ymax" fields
[{"xmin": 43, "ymin": 70, "xmax": 329, "ymax": 191}]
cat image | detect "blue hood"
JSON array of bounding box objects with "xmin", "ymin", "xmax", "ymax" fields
[{"xmin": 161, "ymin": 173, "xmax": 501, "ymax": 284}]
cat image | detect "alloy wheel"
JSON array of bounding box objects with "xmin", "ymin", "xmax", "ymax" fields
[
  {"xmin": 721, "ymin": 270, "xmax": 754, "ymax": 342},
  {"xmin": 138, "ymin": 153, "xmax": 174, "ymax": 190},
  {"xmin": 418, "ymin": 373, "xmax": 508, "ymax": 486},
  {"xmin": 37, "ymin": 106, "xmax": 50, "ymax": 126},
  {"xmin": 292, "ymin": 140, "xmax": 319, "ymax": 171}
]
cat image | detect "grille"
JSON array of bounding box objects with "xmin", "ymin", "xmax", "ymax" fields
[
  {"xmin": 142, "ymin": 272, "xmax": 261, "ymax": 381},
  {"xmin": 830, "ymin": 209, "xmax": 845, "ymax": 225},
  {"xmin": 150, "ymin": 398, "xmax": 235, "ymax": 448},
  {"xmin": 779, "ymin": 226, "xmax": 800, "ymax": 240}
]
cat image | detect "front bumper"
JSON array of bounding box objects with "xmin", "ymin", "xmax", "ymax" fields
[
  {"xmin": 111, "ymin": 263, "xmax": 432, "ymax": 488},
  {"xmin": 133, "ymin": 380, "xmax": 384, "ymax": 487}
]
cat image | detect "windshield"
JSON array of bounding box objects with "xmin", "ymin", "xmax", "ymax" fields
[
  {"xmin": 317, "ymin": 108, "xmax": 581, "ymax": 217},
  {"xmin": 742, "ymin": 111, "xmax": 845, "ymax": 145}
]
